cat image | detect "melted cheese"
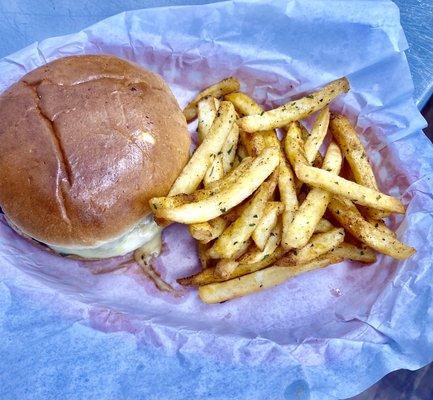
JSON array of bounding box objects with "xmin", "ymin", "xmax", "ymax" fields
[{"xmin": 49, "ymin": 215, "xmax": 162, "ymax": 259}]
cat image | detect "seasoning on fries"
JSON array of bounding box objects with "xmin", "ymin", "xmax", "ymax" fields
[{"xmin": 151, "ymin": 76, "xmax": 414, "ymax": 303}]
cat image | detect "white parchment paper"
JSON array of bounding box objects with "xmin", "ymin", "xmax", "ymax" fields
[{"xmin": 0, "ymin": 1, "xmax": 432, "ymax": 398}]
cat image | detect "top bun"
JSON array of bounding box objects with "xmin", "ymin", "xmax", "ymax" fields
[{"xmin": 0, "ymin": 55, "xmax": 190, "ymax": 247}]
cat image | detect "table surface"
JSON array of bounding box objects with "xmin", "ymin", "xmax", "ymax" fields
[{"xmin": 0, "ymin": 1, "xmax": 431, "ymax": 399}]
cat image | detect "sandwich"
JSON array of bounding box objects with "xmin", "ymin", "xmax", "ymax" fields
[{"xmin": 0, "ymin": 55, "xmax": 190, "ymax": 259}]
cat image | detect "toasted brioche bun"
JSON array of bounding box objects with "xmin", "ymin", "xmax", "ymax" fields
[{"xmin": 0, "ymin": 55, "xmax": 190, "ymax": 255}]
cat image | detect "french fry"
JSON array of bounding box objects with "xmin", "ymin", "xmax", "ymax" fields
[
  {"xmin": 314, "ymin": 218, "xmax": 334, "ymax": 233},
  {"xmin": 243, "ymin": 129, "xmax": 282, "ymax": 157},
  {"xmin": 289, "ymin": 119, "xmax": 404, "ymax": 215},
  {"xmin": 197, "ymin": 97, "xmax": 225, "ymax": 185},
  {"xmin": 151, "ymin": 187, "xmax": 219, "ymax": 211},
  {"xmin": 221, "ymin": 124, "xmax": 240, "ymax": 172},
  {"xmin": 238, "ymin": 78, "xmax": 349, "ymax": 132},
  {"xmin": 169, "ymin": 101, "xmax": 236, "ymax": 195},
  {"xmin": 231, "ymin": 246, "xmax": 287, "ymax": 277},
  {"xmin": 177, "ymin": 269, "xmax": 211, "ymax": 286},
  {"xmin": 330, "ymin": 114, "xmax": 387, "ymax": 219},
  {"xmin": 279, "ymin": 157, "xmax": 299, "ymax": 246},
  {"xmin": 205, "ymin": 156, "xmax": 252, "ymax": 191},
  {"xmin": 304, "ymin": 106, "xmax": 330, "ymax": 164},
  {"xmin": 224, "ymin": 92, "xmax": 263, "ymax": 116},
  {"xmin": 198, "ymin": 251, "xmax": 344, "ymax": 303},
  {"xmin": 240, "ymin": 129, "xmax": 266, "ymax": 157},
  {"xmin": 180, "ymin": 221, "xmax": 282, "ymax": 287},
  {"xmin": 295, "ymin": 163, "xmax": 405, "ymax": 214},
  {"xmin": 283, "ymin": 127, "xmax": 342, "ymax": 249},
  {"xmin": 266, "ymin": 167, "xmax": 280, "ymax": 195},
  {"xmin": 203, "ymin": 154, "xmax": 224, "ymax": 186},
  {"xmin": 189, "ymin": 218, "xmax": 227, "ymax": 243},
  {"xmin": 330, "ymin": 114, "xmax": 378, "ymax": 189},
  {"xmin": 283, "ymin": 227, "xmax": 345, "ymax": 264},
  {"xmin": 239, "ymin": 221, "xmax": 282, "ymax": 264},
  {"xmin": 154, "ymin": 147, "xmax": 279, "ymax": 224},
  {"xmin": 231, "ymin": 238, "xmax": 253, "ymax": 259},
  {"xmin": 189, "ymin": 203, "xmax": 248, "ymax": 243},
  {"xmin": 252, "ymin": 202, "xmax": 284, "ymax": 250},
  {"xmin": 184, "ymin": 77, "xmax": 240, "ymax": 121},
  {"xmin": 227, "ymin": 92, "xmax": 280, "ymax": 148},
  {"xmin": 151, "ymin": 193, "xmax": 200, "ymax": 212},
  {"xmin": 291, "ymin": 120, "xmax": 324, "ymax": 193},
  {"xmin": 286, "ymin": 122, "xmax": 404, "ymax": 215},
  {"xmin": 227, "ymin": 93, "xmax": 282, "ymax": 158},
  {"xmin": 151, "ymin": 157, "xmax": 253, "ymax": 211},
  {"xmin": 178, "ymin": 246, "xmax": 286, "ymax": 286},
  {"xmin": 197, "ymin": 96, "xmax": 219, "ymax": 143},
  {"xmin": 330, "ymin": 242, "xmax": 376, "ymax": 263},
  {"xmin": 275, "ymin": 243, "xmax": 375, "ymax": 266},
  {"xmin": 284, "ymin": 121, "xmax": 310, "ymax": 169},
  {"xmin": 251, "ymin": 112, "xmax": 299, "ymax": 236},
  {"xmin": 214, "ymin": 259, "xmax": 239, "ymax": 279},
  {"xmin": 208, "ymin": 181, "xmax": 274, "ymax": 259},
  {"xmin": 328, "ymin": 195, "xmax": 415, "ymax": 259},
  {"xmin": 367, "ymin": 219, "xmax": 397, "ymax": 238}
]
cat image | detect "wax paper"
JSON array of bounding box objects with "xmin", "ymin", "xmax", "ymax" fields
[{"xmin": 0, "ymin": 1, "xmax": 432, "ymax": 399}]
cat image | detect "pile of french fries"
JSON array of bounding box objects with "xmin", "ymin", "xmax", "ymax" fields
[{"xmin": 150, "ymin": 77, "xmax": 415, "ymax": 304}]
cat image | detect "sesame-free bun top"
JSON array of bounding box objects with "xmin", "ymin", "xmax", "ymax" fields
[{"xmin": 0, "ymin": 55, "xmax": 190, "ymax": 247}]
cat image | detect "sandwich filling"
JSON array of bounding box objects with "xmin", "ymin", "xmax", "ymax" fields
[{"xmin": 48, "ymin": 214, "xmax": 162, "ymax": 259}]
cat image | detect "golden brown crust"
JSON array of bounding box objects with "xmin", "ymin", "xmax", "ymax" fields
[{"xmin": 0, "ymin": 55, "xmax": 190, "ymax": 246}]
